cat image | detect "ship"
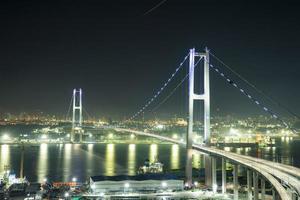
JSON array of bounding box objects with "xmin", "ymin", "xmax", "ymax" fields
[{"xmin": 137, "ymin": 158, "xmax": 164, "ymax": 174}]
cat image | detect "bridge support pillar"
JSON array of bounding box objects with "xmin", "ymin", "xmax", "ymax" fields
[
  {"xmin": 185, "ymin": 148, "xmax": 193, "ymax": 186},
  {"xmin": 79, "ymin": 133, "xmax": 83, "ymax": 143},
  {"xmin": 272, "ymin": 189, "xmax": 276, "ymax": 200},
  {"xmin": 221, "ymin": 158, "xmax": 226, "ymax": 194},
  {"xmin": 212, "ymin": 157, "xmax": 217, "ymax": 192},
  {"xmin": 247, "ymin": 170, "xmax": 252, "ymax": 200},
  {"xmin": 253, "ymin": 172, "xmax": 259, "ymax": 200},
  {"xmin": 71, "ymin": 130, "xmax": 75, "ymax": 143},
  {"xmin": 261, "ymin": 178, "xmax": 265, "ymax": 200},
  {"xmin": 233, "ymin": 164, "xmax": 238, "ymax": 200},
  {"xmin": 204, "ymin": 155, "xmax": 212, "ymax": 187}
]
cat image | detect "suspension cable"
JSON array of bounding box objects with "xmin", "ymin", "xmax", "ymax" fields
[
  {"xmin": 209, "ymin": 51, "xmax": 300, "ymax": 120},
  {"xmin": 151, "ymin": 57, "xmax": 203, "ymax": 113},
  {"xmin": 83, "ymin": 107, "xmax": 92, "ymax": 121},
  {"xmin": 128, "ymin": 52, "xmax": 190, "ymax": 121},
  {"xmin": 65, "ymin": 94, "xmax": 73, "ymax": 121},
  {"xmin": 209, "ymin": 63, "xmax": 295, "ymax": 131}
]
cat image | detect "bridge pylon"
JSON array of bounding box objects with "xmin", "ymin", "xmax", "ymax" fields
[
  {"xmin": 71, "ymin": 88, "xmax": 83, "ymax": 143},
  {"xmin": 186, "ymin": 48, "xmax": 210, "ymax": 186}
]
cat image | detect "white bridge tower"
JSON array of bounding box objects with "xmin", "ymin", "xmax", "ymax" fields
[
  {"xmin": 186, "ymin": 48, "xmax": 211, "ymax": 186},
  {"xmin": 71, "ymin": 88, "xmax": 83, "ymax": 142}
]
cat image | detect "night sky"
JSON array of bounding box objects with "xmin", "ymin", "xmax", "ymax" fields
[{"xmin": 0, "ymin": 0, "xmax": 299, "ymax": 120}]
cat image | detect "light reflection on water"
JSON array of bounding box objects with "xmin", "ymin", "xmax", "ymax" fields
[
  {"xmin": 170, "ymin": 144, "xmax": 179, "ymax": 169},
  {"xmin": 128, "ymin": 144, "xmax": 136, "ymax": 175},
  {"xmin": 0, "ymin": 139, "xmax": 297, "ymax": 182},
  {"xmin": 86, "ymin": 144, "xmax": 94, "ymax": 173},
  {"xmin": 63, "ymin": 144, "xmax": 72, "ymax": 181},
  {"xmin": 149, "ymin": 144, "xmax": 158, "ymax": 163},
  {"xmin": 192, "ymin": 151, "xmax": 202, "ymax": 169},
  {"xmin": 105, "ymin": 144, "xmax": 115, "ymax": 176},
  {"xmin": 37, "ymin": 143, "xmax": 48, "ymax": 182},
  {"xmin": 0, "ymin": 145, "xmax": 10, "ymax": 173}
]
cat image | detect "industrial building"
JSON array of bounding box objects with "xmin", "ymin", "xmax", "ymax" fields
[{"xmin": 89, "ymin": 174, "xmax": 183, "ymax": 194}]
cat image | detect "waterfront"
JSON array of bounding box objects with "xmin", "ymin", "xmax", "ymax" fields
[{"xmin": 0, "ymin": 138, "xmax": 299, "ymax": 183}]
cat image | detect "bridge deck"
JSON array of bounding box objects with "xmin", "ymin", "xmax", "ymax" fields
[{"xmin": 115, "ymin": 128, "xmax": 300, "ymax": 200}]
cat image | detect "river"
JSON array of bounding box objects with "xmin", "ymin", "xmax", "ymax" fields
[{"xmin": 0, "ymin": 138, "xmax": 299, "ymax": 182}]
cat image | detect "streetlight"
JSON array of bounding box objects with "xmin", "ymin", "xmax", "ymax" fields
[
  {"xmin": 64, "ymin": 192, "xmax": 69, "ymax": 198},
  {"xmin": 124, "ymin": 182, "xmax": 130, "ymax": 193},
  {"xmin": 161, "ymin": 181, "xmax": 167, "ymax": 188},
  {"xmin": 213, "ymin": 184, "xmax": 218, "ymax": 193},
  {"xmin": 194, "ymin": 181, "xmax": 198, "ymax": 187}
]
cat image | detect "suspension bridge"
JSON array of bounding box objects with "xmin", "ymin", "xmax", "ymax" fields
[{"xmin": 66, "ymin": 48, "xmax": 300, "ymax": 200}]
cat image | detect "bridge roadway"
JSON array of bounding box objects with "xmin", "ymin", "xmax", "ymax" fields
[{"xmin": 115, "ymin": 128, "xmax": 300, "ymax": 200}]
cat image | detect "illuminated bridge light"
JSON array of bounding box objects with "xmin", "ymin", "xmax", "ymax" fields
[
  {"xmin": 210, "ymin": 63, "xmax": 290, "ymax": 130},
  {"xmin": 128, "ymin": 52, "xmax": 189, "ymax": 120}
]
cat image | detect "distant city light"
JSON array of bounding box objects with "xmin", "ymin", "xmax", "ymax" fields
[
  {"xmin": 72, "ymin": 177, "xmax": 77, "ymax": 182},
  {"xmin": 130, "ymin": 134, "xmax": 135, "ymax": 139},
  {"xmin": 172, "ymin": 134, "xmax": 178, "ymax": 139},
  {"xmin": 108, "ymin": 133, "xmax": 114, "ymax": 139},
  {"xmin": 41, "ymin": 134, "xmax": 47, "ymax": 139},
  {"xmin": 66, "ymin": 134, "xmax": 70, "ymax": 138},
  {"xmin": 43, "ymin": 178, "xmax": 47, "ymax": 182},
  {"xmin": 2, "ymin": 134, "xmax": 10, "ymax": 141},
  {"xmin": 156, "ymin": 124, "xmax": 164, "ymax": 130},
  {"xmin": 229, "ymin": 128, "xmax": 239, "ymax": 136}
]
